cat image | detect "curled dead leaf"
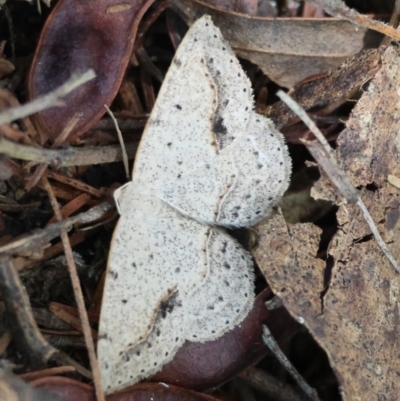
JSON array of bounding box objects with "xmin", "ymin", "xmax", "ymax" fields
[
  {"xmin": 200, "ymin": 0, "xmax": 258, "ymax": 15},
  {"xmin": 27, "ymin": 0, "xmax": 155, "ymax": 143},
  {"xmin": 174, "ymin": 0, "xmax": 381, "ymax": 88}
]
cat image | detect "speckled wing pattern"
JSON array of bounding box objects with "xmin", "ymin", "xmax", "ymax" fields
[{"xmin": 98, "ymin": 15, "xmax": 291, "ymax": 395}]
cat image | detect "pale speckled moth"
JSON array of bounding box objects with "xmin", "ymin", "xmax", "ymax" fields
[{"xmin": 98, "ymin": 15, "xmax": 291, "ymax": 394}]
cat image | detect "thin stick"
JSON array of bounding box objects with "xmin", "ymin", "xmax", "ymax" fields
[
  {"xmin": 262, "ymin": 325, "xmax": 321, "ymax": 401},
  {"xmin": 0, "ymin": 202, "xmax": 112, "ymax": 256},
  {"xmin": 104, "ymin": 105, "xmax": 130, "ymax": 179},
  {"xmin": 18, "ymin": 366, "xmax": 76, "ymax": 381},
  {"xmin": 0, "ymin": 69, "xmax": 95, "ymax": 126},
  {"xmin": 356, "ymin": 198, "xmax": 400, "ymax": 273},
  {"xmin": 41, "ymin": 177, "xmax": 105, "ymax": 401},
  {"xmin": 307, "ymin": 0, "xmax": 400, "ymax": 41},
  {"xmin": 0, "ymin": 257, "xmax": 58, "ymax": 367},
  {"xmin": 46, "ymin": 170, "xmax": 106, "ymax": 199},
  {"xmin": 26, "ymin": 114, "xmax": 81, "ymax": 191},
  {"xmin": 0, "ymin": 137, "xmax": 138, "ymax": 166},
  {"xmin": 277, "ymin": 90, "xmax": 400, "ymax": 274},
  {"xmin": 53, "ymin": 113, "xmax": 81, "ymax": 148},
  {"xmin": 239, "ymin": 366, "xmax": 304, "ymax": 401}
]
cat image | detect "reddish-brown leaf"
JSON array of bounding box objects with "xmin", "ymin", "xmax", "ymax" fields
[
  {"xmin": 32, "ymin": 377, "xmax": 222, "ymax": 401},
  {"xmin": 151, "ymin": 288, "xmax": 297, "ymax": 390},
  {"xmin": 27, "ymin": 0, "xmax": 155, "ymax": 143}
]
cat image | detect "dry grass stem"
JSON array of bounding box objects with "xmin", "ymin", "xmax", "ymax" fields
[
  {"xmin": 104, "ymin": 104, "xmax": 130, "ymax": 179},
  {"xmin": 239, "ymin": 366, "xmax": 304, "ymax": 401},
  {"xmin": 308, "ymin": 0, "xmax": 400, "ymax": 40},
  {"xmin": 41, "ymin": 176, "xmax": 105, "ymax": 401},
  {"xmin": 18, "ymin": 366, "xmax": 76, "ymax": 381},
  {"xmin": 0, "ymin": 136, "xmax": 138, "ymax": 166},
  {"xmin": 262, "ymin": 325, "xmax": 321, "ymax": 401}
]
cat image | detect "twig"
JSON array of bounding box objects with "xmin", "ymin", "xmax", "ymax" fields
[
  {"xmin": 0, "ymin": 256, "xmax": 58, "ymax": 368},
  {"xmin": 307, "ymin": 0, "xmax": 400, "ymax": 41},
  {"xmin": 277, "ymin": 90, "xmax": 400, "ymax": 274},
  {"xmin": 388, "ymin": 174, "xmax": 400, "ymax": 189},
  {"xmin": 0, "ymin": 260, "xmax": 93, "ymax": 379},
  {"xmin": 0, "ymin": 70, "xmax": 96, "ymax": 126},
  {"xmin": 0, "ymin": 331, "xmax": 12, "ymax": 355},
  {"xmin": 104, "ymin": 105, "xmax": 130, "ymax": 179},
  {"xmin": 265, "ymin": 295, "xmax": 284, "ymax": 310},
  {"xmin": 46, "ymin": 171, "xmax": 106, "ymax": 199},
  {"xmin": 26, "ymin": 115, "xmax": 81, "ymax": 191},
  {"xmin": 262, "ymin": 325, "xmax": 321, "ymax": 401},
  {"xmin": 52, "ymin": 350, "xmax": 93, "ymax": 379},
  {"xmin": 0, "ymin": 370, "xmax": 69, "ymax": 401},
  {"xmin": 41, "ymin": 177, "xmax": 105, "ymax": 401},
  {"xmin": 49, "ymin": 303, "xmax": 98, "ymax": 339},
  {"xmin": 18, "ymin": 366, "xmax": 76, "ymax": 381},
  {"xmin": 0, "ymin": 201, "xmax": 112, "ymax": 256},
  {"xmin": 3, "ymin": 5, "xmax": 15, "ymax": 63},
  {"xmin": 0, "ymin": 137, "xmax": 138, "ymax": 166},
  {"xmin": 239, "ymin": 366, "xmax": 304, "ymax": 401},
  {"xmin": 356, "ymin": 198, "xmax": 400, "ymax": 272}
]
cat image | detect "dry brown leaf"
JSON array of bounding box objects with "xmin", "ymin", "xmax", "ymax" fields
[
  {"xmin": 255, "ymin": 41, "xmax": 400, "ymax": 400},
  {"xmin": 254, "ymin": 209, "xmax": 400, "ymax": 401},
  {"xmin": 337, "ymin": 44, "xmax": 400, "ymax": 187},
  {"xmin": 200, "ymin": 0, "xmax": 258, "ymax": 15},
  {"xmin": 173, "ymin": 0, "xmax": 381, "ymax": 87},
  {"xmin": 267, "ymin": 48, "xmax": 382, "ymax": 129}
]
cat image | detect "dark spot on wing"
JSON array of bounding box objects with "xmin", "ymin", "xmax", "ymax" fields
[
  {"xmin": 159, "ymin": 291, "xmax": 180, "ymax": 319},
  {"xmin": 214, "ymin": 116, "xmax": 227, "ymax": 136}
]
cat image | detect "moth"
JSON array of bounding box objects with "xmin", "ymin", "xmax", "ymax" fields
[{"xmin": 98, "ymin": 15, "xmax": 291, "ymax": 394}]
